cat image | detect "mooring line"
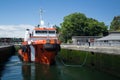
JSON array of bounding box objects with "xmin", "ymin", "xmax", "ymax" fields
[{"xmin": 56, "ymin": 52, "xmax": 88, "ymax": 67}]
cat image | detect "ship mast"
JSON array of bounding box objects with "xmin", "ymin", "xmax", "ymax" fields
[{"xmin": 40, "ymin": 9, "xmax": 44, "ymax": 27}]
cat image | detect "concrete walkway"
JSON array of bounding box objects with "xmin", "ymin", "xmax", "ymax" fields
[{"xmin": 61, "ymin": 45, "xmax": 120, "ymax": 55}]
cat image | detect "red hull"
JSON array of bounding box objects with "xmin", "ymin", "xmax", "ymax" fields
[
  {"xmin": 19, "ymin": 22, "xmax": 61, "ymax": 65},
  {"xmin": 18, "ymin": 44, "xmax": 60, "ymax": 65}
]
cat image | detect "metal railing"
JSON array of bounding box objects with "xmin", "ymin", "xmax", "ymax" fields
[{"xmin": 65, "ymin": 42, "xmax": 120, "ymax": 47}]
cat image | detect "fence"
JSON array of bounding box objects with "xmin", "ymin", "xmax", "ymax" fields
[{"xmin": 71, "ymin": 41, "xmax": 120, "ymax": 47}]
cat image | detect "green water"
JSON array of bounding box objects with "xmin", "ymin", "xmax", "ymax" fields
[{"xmin": 0, "ymin": 56, "xmax": 119, "ymax": 80}]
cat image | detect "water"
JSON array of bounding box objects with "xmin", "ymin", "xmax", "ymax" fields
[{"xmin": 0, "ymin": 55, "xmax": 119, "ymax": 80}]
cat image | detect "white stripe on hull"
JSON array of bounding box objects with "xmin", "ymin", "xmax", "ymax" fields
[{"xmin": 30, "ymin": 45, "xmax": 35, "ymax": 61}]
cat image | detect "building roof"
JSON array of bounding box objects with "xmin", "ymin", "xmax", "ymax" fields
[{"xmin": 96, "ymin": 32, "xmax": 120, "ymax": 41}]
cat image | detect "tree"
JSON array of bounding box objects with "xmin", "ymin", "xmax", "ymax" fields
[
  {"xmin": 53, "ymin": 25, "xmax": 60, "ymax": 34},
  {"xmin": 60, "ymin": 12, "xmax": 108, "ymax": 43},
  {"xmin": 87, "ymin": 18, "xmax": 108, "ymax": 36},
  {"xmin": 110, "ymin": 16, "xmax": 120, "ymax": 31},
  {"xmin": 60, "ymin": 12, "xmax": 87, "ymax": 42}
]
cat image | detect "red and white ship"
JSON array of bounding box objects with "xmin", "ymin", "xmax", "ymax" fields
[{"xmin": 18, "ymin": 10, "xmax": 61, "ymax": 65}]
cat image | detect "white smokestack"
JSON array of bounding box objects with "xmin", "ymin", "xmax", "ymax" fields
[{"xmin": 24, "ymin": 29, "xmax": 30, "ymax": 41}]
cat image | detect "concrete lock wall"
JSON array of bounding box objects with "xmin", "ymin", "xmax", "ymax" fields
[
  {"xmin": 60, "ymin": 49, "xmax": 120, "ymax": 78},
  {"xmin": 0, "ymin": 45, "xmax": 15, "ymax": 64}
]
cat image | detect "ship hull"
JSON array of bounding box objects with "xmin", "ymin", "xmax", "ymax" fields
[{"xmin": 18, "ymin": 44, "xmax": 60, "ymax": 65}]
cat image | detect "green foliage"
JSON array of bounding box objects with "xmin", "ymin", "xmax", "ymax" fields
[
  {"xmin": 110, "ymin": 16, "xmax": 120, "ymax": 31},
  {"xmin": 60, "ymin": 49, "xmax": 120, "ymax": 77},
  {"xmin": 53, "ymin": 25, "xmax": 61, "ymax": 34},
  {"xmin": 87, "ymin": 18, "xmax": 108, "ymax": 36},
  {"xmin": 67, "ymin": 39, "xmax": 73, "ymax": 43},
  {"xmin": 60, "ymin": 12, "xmax": 108, "ymax": 43}
]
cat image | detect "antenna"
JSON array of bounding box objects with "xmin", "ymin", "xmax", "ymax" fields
[
  {"xmin": 40, "ymin": 9, "xmax": 44, "ymax": 27},
  {"xmin": 40, "ymin": 8, "xmax": 43, "ymax": 20}
]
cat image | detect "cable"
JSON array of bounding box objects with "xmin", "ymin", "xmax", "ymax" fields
[{"xmin": 56, "ymin": 51, "xmax": 88, "ymax": 67}]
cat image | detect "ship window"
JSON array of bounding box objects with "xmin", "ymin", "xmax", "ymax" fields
[
  {"xmin": 49, "ymin": 31, "xmax": 55, "ymax": 34},
  {"xmin": 35, "ymin": 30, "xmax": 47, "ymax": 34}
]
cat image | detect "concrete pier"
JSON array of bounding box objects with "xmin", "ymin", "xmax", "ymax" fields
[
  {"xmin": 61, "ymin": 45, "xmax": 120, "ymax": 55},
  {"xmin": 0, "ymin": 45, "xmax": 15, "ymax": 63},
  {"xmin": 61, "ymin": 44, "xmax": 120, "ymax": 78}
]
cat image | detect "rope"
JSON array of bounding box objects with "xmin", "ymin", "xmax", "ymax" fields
[{"xmin": 56, "ymin": 52, "xmax": 88, "ymax": 67}]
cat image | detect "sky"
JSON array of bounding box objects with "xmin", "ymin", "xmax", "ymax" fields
[{"xmin": 0, "ymin": 0, "xmax": 120, "ymax": 38}]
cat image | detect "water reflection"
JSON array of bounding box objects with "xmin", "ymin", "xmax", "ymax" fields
[
  {"xmin": 1, "ymin": 56, "xmax": 120, "ymax": 80},
  {"xmin": 0, "ymin": 65, "xmax": 5, "ymax": 79},
  {"xmin": 22, "ymin": 63, "xmax": 31, "ymax": 80},
  {"xmin": 59, "ymin": 66, "xmax": 120, "ymax": 80},
  {"xmin": 21, "ymin": 63, "xmax": 120, "ymax": 80},
  {"xmin": 22, "ymin": 63, "xmax": 60, "ymax": 80}
]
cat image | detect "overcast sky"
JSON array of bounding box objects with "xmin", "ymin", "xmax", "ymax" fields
[{"xmin": 0, "ymin": 0, "xmax": 120, "ymax": 38}]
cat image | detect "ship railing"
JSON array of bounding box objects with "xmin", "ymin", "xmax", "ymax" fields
[{"xmin": 63, "ymin": 42, "xmax": 120, "ymax": 48}]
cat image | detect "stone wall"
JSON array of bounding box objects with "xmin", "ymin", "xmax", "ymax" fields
[{"xmin": 60, "ymin": 49, "xmax": 120, "ymax": 78}]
